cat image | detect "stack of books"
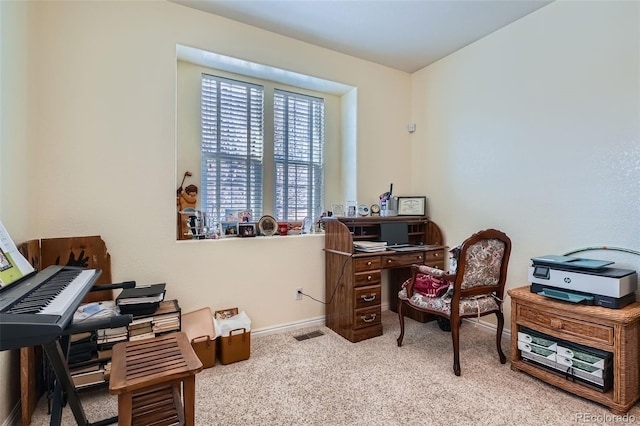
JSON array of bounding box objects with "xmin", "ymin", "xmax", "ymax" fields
[
  {"xmin": 96, "ymin": 326, "xmax": 128, "ymax": 346},
  {"xmin": 68, "ymin": 332, "xmax": 97, "ymax": 364},
  {"xmin": 116, "ymin": 283, "xmax": 166, "ymax": 316},
  {"xmin": 150, "ymin": 300, "xmax": 181, "ymax": 334},
  {"xmin": 70, "ymin": 363, "xmax": 106, "ymax": 389},
  {"xmin": 353, "ymin": 241, "xmax": 388, "ymax": 252},
  {"xmin": 128, "ymin": 317, "xmax": 154, "ymax": 341},
  {"xmin": 126, "ymin": 299, "xmax": 181, "ymax": 341}
]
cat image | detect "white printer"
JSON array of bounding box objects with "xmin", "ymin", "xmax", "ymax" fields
[{"xmin": 528, "ymin": 255, "xmax": 638, "ymax": 309}]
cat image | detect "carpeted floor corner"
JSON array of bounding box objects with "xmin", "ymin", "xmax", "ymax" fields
[{"xmin": 28, "ymin": 310, "xmax": 639, "ymax": 425}]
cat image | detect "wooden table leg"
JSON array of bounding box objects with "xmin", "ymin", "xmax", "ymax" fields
[
  {"xmin": 183, "ymin": 375, "xmax": 196, "ymax": 426},
  {"xmin": 118, "ymin": 393, "xmax": 132, "ymax": 426}
]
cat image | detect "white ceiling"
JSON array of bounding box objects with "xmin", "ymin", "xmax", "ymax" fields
[{"xmin": 172, "ymin": 0, "xmax": 553, "ymax": 73}]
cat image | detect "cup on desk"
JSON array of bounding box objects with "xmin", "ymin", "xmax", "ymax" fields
[{"xmin": 278, "ymin": 223, "xmax": 288, "ymax": 236}]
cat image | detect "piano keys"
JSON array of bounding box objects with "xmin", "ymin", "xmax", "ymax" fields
[{"xmin": 0, "ymin": 265, "xmax": 101, "ymax": 351}]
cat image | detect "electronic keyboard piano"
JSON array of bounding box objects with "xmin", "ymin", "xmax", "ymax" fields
[
  {"xmin": 0, "ymin": 265, "xmax": 100, "ymax": 351},
  {"xmin": 0, "ymin": 265, "xmax": 134, "ymax": 426}
]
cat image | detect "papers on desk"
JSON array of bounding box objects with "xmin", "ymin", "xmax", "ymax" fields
[{"xmin": 354, "ymin": 241, "xmax": 387, "ymax": 252}]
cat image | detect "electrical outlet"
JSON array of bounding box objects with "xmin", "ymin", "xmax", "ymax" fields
[{"xmin": 296, "ymin": 288, "xmax": 303, "ymax": 300}]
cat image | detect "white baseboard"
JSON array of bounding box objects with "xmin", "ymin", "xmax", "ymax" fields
[
  {"xmin": 2, "ymin": 402, "xmax": 20, "ymax": 426},
  {"xmin": 252, "ymin": 315, "xmax": 326, "ymax": 337},
  {"xmin": 463, "ymin": 317, "xmax": 512, "ymax": 340},
  {"xmin": 251, "ymin": 307, "xmax": 511, "ymax": 341}
]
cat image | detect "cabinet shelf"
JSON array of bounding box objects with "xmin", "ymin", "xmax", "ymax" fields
[{"xmin": 508, "ymin": 286, "xmax": 640, "ymax": 415}]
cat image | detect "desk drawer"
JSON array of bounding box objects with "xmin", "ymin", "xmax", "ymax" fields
[
  {"xmin": 354, "ymin": 257, "xmax": 381, "ymax": 272},
  {"xmin": 423, "ymin": 249, "xmax": 445, "ymax": 264},
  {"xmin": 354, "ymin": 285, "xmax": 381, "ymax": 310},
  {"xmin": 353, "ymin": 305, "xmax": 381, "ymax": 330},
  {"xmin": 382, "ymin": 252, "xmax": 425, "ymax": 268},
  {"xmin": 517, "ymin": 304, "xmax": 614, "ymax": 346},
  {"xmin": 355, "ymin": 271, "xmax": 381, "ymax": 287}
]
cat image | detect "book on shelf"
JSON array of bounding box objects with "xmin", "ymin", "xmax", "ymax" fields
[
  {"xmin": 72, "ymin": 368, "xmax": 106, "ymax": 388},
  {"xmin": 70, "ymin": 331, "xmax": 94, "ymax": 343},
  {"xmin": 103, "ymin": 362, "xmax": 112, "ymax": 381},
  {"xmin": 96, "ymin": 326, "xmax": 128, "ymax": 337},
  {"xmin": 116, "ymin": 283, "xmax": 166, "ymax": 305},
  {"xmin": 353, "ymin": 241, "xmax": 387, "ymax": 252},
  {"xmin": 69, "ymin": 361, "xmax": 102, "ymax": 376},
  {"xmin": 149, "ymin": 299, "xmax": 180, "ymax": 317},
  {"xmin": 97, "ymin": 348, "xmax": 113, "ymax": 359},
  {"xmin": 129, "ymin": 299, "xmax": 181, "ymax": 336},
  {"xmin": 128, "ymin": 332, "xmax": 155, "ymax": 341},
  {"xmin": 129, "ymin": 317, "xmax": 153, "ymax": 327},
  {"xmin": 96, "ymin": 334, "xmax": 127, "ymax": 345},
  {"xmin": 153, "ymin": 320, "xmax": 180, "ymax": 333},
  {"xmin": 129, "ymin": 324, "xmax": 153, "ymax": 336}
]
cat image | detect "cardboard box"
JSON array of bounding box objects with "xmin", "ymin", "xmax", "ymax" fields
[{"xmin": 218, "ymin": 328, "xmax": 250, "ymax": 365}]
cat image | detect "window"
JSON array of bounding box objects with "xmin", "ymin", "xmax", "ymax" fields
[
  {"xmin": 200, "ymin": 74, "xmax": 265, "ymax": 222},
  {"xmin": 274, "ymin": 90, "xmax": 325, "ymax": 221},
  {"xmin": 200, "ymin": 74, "xmax": 325, "ymax": 224}
]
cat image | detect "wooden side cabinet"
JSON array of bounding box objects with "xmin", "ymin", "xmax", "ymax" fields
[{"xmin": 508, "ymin": 286, "xmax": 640, "ymax": 414}]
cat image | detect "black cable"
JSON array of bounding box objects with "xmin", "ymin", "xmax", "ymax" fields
[{"xmin": 298, "ymin": 254, "xmax": 350, "ymax": 304}]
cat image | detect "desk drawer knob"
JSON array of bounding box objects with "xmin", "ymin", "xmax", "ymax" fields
[
  {"xmin": 361, "ymin": 294, "xmax": 376, "ymax": 302},
  {"xmin": 361, "ymin": 313, "xmax": 377, "ymax": 323},
  {"xmin": 367, "ymin": 275, "xmax": 372, "ymax": 281},
  {"xmin": 416, "ymin": 255, "xmax": 423, "ymax": 260},
  {"xmin": 387, "ymin": 259, "xmax": 392, "ymax": 264},
  {"xmin": 550, "ymin": 318, "xmax": 563, "ymax": 329},
  {"xmin": 367, "ymin": 261, "xmax": 372, "ymax": 266}
]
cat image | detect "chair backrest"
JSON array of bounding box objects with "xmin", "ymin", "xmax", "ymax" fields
[{"xmin": 453, "ymin": 229, "xmax": 511, "ymax": 299}]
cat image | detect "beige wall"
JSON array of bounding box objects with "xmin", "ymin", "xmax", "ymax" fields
[
  {"xmin": 23, "ymin": 0, "xmax": 411, "ymax": 327},
  {"xmin": 2, "ymin": 0, "xmax": 638, "ymax": 423},
  {"xmin": 1, "ymin": 0, "xmax": 38, "ymax": 421},
  {"xmin": 411, "ymin": 0, "xmax": 640, "ymax": 325},
  {"xmin": 0, "ymin": 2, "xmax": 412, "ymax": 421}
]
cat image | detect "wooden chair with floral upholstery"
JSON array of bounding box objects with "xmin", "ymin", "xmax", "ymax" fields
[{"xmin": 397, "ymin": 228, "xmax": 512, "ymax": 376}]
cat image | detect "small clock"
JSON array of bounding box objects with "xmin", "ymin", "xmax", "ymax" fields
[
  {"xmin": 357, "ymin": 204, "xmax": 370, "ymax": 216},
  {"xmin": 370, "ymin": 204, "xmax": 380, "ymax": 216}
]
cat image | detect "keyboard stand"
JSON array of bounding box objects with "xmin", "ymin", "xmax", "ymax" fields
[
  {"xmin": 43, "ymin": 337, "xmax": 106, "ymax": 426},
  {"xmin": 44, "ymin": 282, "xmax": 134, "ymax": 426}
]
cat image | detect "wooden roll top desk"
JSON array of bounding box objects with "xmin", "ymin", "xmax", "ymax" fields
[{"xmin": 323, "ymin": 216, "xmax": 446, "ymax": 343}]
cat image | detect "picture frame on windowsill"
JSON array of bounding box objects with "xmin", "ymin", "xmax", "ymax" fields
[
  {"xmin": 222, "ymin": 222, "xmax": 238, "ymax": 237},
  {"xmin": 238, "ymin": 223, "xmax": 256, "ymax": 237}
]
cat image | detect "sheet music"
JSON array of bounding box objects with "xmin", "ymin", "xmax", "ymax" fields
[{"xmin": 0, "ymin": 220, "xmax": 35, "ymax": 288}]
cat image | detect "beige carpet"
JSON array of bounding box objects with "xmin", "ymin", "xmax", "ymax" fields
[{"xmin": 28, "ymin": 310, "xmax": 639, "ymax": 425}]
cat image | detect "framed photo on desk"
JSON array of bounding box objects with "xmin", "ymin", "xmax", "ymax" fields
[{"xmin": 397, "ymin": 196, "xmax": 427, "ymax": 216}]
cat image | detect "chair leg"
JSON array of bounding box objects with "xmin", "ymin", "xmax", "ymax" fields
[
  {"xmin": 397, "ymin": 300, "xmax": 405, "ymax": 347},
  {"xmin": 496, "ymin": 311, "xmax": 506, "ymax": 364},
  {"xmin": 450, "ymin": 315, "xmax": 461, "ymax": 376}
]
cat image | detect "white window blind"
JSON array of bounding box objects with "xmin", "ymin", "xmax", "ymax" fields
[
  {"xmin": 274, "ymin": 90, "xmax": 325, "ymax": 221},
  {"xmin": 201, "ymin": 74, "xmax": 264, "ymax": 222}
]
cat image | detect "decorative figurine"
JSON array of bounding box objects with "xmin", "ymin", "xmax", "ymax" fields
[{"xmin": 178, "ymin": 184, "xmax": 198, "ymax": 212}]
